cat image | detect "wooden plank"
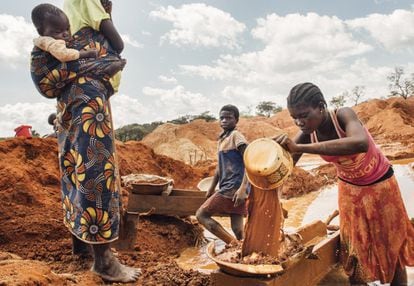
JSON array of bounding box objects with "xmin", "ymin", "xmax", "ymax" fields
[
  {"xmin": 127, "ymin": 192, "xmax": 207, "ymax": 216},
  {"xmin": 211, "ymin": 231, "xmax": 340, "ymax": 286},
  {"xmin": 211, "ymin": 272, "xmax": 275, "ymax": 286},
  {"xmin": 294, "ymin": 220, "xmax": 327, "ymax": 243},
  {"xmin": 114, "ymin": 211, "xmax": 139, "ymax": 250},
  {"xmin": 273, "ymin": 231, "xmax": 339, "ymax": 286},
  {"xmin": 207, "ymin": 220, "xmax": 329, "ymax": 278},
  {"xmin": 170, "ymin": 189, "xmax": 206, "ymax": 197}
]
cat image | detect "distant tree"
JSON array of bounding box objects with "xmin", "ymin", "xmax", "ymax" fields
[
  {"xmin": 192, "ymin": 111, "xmax": 216, "ymax": 122},
  {"xmin": 256, "ymin": 101, "xmax": 282, "ymax": 117},
  {"xmin": 114, "ymin": 111, "xmax": 216, "ymax": 142},
  {"xmin": 330, "ymin": 92, "xmax": 347, "ymax": 109},
  {"xmin": 169, "ymin": 115, "xmax": 191, "ymax": 125},
  {"xmin": 169, "ymin": 112, "xmax": 216, "ymax": 124},
  {"xmin": 347, "ymin": 86, "xmax": 365, "ymax": 106},
  {"xmin": 115, "ymin": 121, "xmax": 163, "ymax": 142},
  {"xmin": 387, "ymin": 66, "xmax": 414, "ymax": 99}
]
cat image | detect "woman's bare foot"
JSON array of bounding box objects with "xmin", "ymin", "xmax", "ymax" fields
[
  {"xmin": 104, "ymin": 59, "xmax": 127, "ymax": 78},
  {"xmin": 92, "ymin": 244, "xmax": 141, "ymax": 283},
  {"xmin": 72, "ymin": 235, "xmax": 91, "ymax": 257}
]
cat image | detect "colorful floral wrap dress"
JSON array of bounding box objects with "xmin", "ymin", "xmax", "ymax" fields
[{"xmin": 30, "ymin": 28, "xmax": 121, "ymax": 244}]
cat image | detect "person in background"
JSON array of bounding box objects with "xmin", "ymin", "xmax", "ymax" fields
[
  {"xmin": 43, "ymin": 112, "xmax": 58, "ymax": 138},
  {"xmin": 196, "ymin": 104, "xmax": 249, "ymax": 245},
  {"xmin": 275, "ymin": 82, "xmax": 414, "ymax": 285}
]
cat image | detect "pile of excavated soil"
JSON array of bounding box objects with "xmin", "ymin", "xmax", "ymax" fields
[
  {"xmin": 116, "ymin": 139, "xmax": 215, "ymax": 189},
  {"xmin": 350, "ymin": 97, "xmax": 414, "ymax": 144},
  {"xmin": 237, "ymin": 117, "xmax": 288, "ymax": 142},
  {"xmin": 142, "ymin": 118, "xmax": 290, "ymax": 163},
  {"xmin": 281, "ymin": 167, "xmax": 328, "ymax": 199},
  {"xmin": 0, "ymin": 138, "xmax": 212, "ymax": 285},
  {"xmin": 142, "ymin": 97, "xmax": 414, "ymax": 163},
  {"xmin": 142, "ymin": 121, "xmax": 220, "ymax": 165}
]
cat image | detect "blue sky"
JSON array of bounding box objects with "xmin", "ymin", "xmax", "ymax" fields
[{"xmin": 1, "ymin": 0, "xmax": 413, "ymax": 137}]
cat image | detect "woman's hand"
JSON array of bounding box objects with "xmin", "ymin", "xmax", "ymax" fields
[{"xmin": 273, "ymin": 133, "xmax": 299, "ymax": 153}]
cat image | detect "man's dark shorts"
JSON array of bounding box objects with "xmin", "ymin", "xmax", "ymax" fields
[{"xmin": 199, "ymin": 192, "xmax": 247, "ymax": 216}]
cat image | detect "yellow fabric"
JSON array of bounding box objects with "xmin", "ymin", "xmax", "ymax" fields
[
  {"xmin": 109, "ymin": 72, "xmax": 121, "ymax": 93},
  {"xmin": 63, "ymin": 0, "xmax": 121, "ymax": 92},
  {"xmin": 63, "ymin": 0, "xmax": 110, "ymax": 34},
  {"xmin": 33, "ymin": 36, "xmax": 80, "ymax": 62}
]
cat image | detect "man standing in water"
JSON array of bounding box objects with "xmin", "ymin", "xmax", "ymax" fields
[{"xmin": 196, "ymin": 104, "xmax": 249, "ymax": 245}]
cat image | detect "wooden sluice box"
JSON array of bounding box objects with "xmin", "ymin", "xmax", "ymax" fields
[
  {"xmin": 117, "ymin": 185, "xmax": 208, "ymax": 250},
  {"xmin": 209, "ymin": 221, "xmax": 340, "ymax": 286},
  {"xmin": 127, "ymin": 188, "xmax": 208, "ymax": 217}
]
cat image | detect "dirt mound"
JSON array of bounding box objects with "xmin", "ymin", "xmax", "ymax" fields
[
  {"xmin": 142, "ymin": 121, "xmax": 220, "ymax": 164},
  {"xmin": 142, "ymin": 97, "xmax": 414, "ymax": 164},
  {"xmin": 267, "ymin": 110, "xmax": 293, "ymax": 128},
  {"xmin": 281, "ymin": 167, "xmax": 327, "ymax": 199},
  {"xmin": 0, "ymin": 138, "xmax": 211, "ymax": 285},
  {"xmin": 0, "ymin": 253, "xmax": 80, "ymax": 286},
  {"xmin": 313, "ymin": 164, "xmax": 338, "ymax": 185},
  {"xmin": 142, "ymin": 118, "xmax": 288, "ymax": 163},
  {"xmin": 137, "ymin": 262, "xmax": 209, "ymax": 286},
  {"xmin": 116, "ymin": 140, "xmax": 214, "ymax": 189},
  {"xmin": 237, "ymin": 117, "xmax": 286, "ymax": 142},
  {"xmin": 353, "ymin": 97, "xmax": 414, "ymax": 143}
]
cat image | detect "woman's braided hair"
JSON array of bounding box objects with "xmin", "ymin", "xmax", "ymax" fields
[{"xmin": 287, "ymin": 82, "xmax": 327, "ymax": 108}]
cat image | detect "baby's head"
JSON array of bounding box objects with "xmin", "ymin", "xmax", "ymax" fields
[{"xmin": 31, "ymin": 4, "xmax": 71, "ymax": 41}]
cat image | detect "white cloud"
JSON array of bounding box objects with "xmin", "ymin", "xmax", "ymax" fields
[
  {"xmin": 0, "ymin": 14, "xmax": 37, "ymax": 66},
  {"xmin": 306, "ymin": 59, "xmax": 393, "ymax": 105},
  {"xmin": 158, "ymin": 75, "xmax": 177, "ymax": 83},
  {"xmin": 0, "ymin": 95, "xmax": 149, "ymax": 136},
  {"xmin": 0, "ymin": 101, "xmax": 56, "ymax": 137},
  {"xmin": 252, "ymin": 13, "xmax": 371, "ymax": 59},
  {"xmin": 111, "ymin": 94, "xmax": 149, "ymax": 128},
  {"xmin": 142, "ymin": 85, "xmax": 211, "ymax": 119},
  {"xmin": 121, "ymin": 34, "xmax": 143, "ymax": 48},
  {"xmin": 180, "ymin": 12, "xmax": 372, "ymax": 84},
  {"xmin": 347, "ymin": 9, "xmax": 414, "ymax": 52},
  {"xmin": 150, "ymin": 3, "xmax": 245, "ymax": 49},
  {"xmin": 221, "ymin": 85, "xmax": 278, "ymax": 111}
]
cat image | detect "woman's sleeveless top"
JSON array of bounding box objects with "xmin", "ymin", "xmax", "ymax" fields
[{"xmin": 310, "ymin": 110, "xmax": 390, "ymax": 185}]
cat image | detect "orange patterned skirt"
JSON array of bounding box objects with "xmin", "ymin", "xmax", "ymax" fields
[{"xmin": 338, "ymin": 175, "xmax": 414, "ymax": 283}]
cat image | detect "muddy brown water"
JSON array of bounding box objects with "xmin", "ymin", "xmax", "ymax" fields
[{"xmin": 176, "ymin": 160, "xmax": 414, "ymax": 285}]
